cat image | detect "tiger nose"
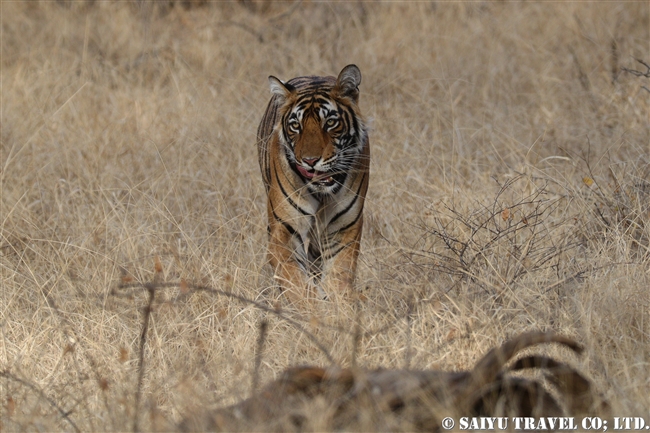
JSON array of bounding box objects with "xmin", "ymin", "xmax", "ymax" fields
[{"xmin": 302, "ymin": 157, "xmax": 319, "ymax": 167}]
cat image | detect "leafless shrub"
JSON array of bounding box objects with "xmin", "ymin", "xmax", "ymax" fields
[
  {"xmin": 572, "ymin": 151, "xmax": 650, "ymax": 261},
  {"xmin": 622, "ymin": 58, "xmax": 650, "ymax": 93},
  {"xmin": 401, "ymin": 175, "xmax": 581, "ymax": 297}
]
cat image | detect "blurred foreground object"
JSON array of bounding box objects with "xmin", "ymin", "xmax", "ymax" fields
[{"xmin": 183, "ymin": 331, "xmax": 609, "ymax": 431}]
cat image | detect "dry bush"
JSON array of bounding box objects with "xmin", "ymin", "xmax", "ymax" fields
[
  {"xmin": 622, "ymin": 58, "xmax": 650, "ymax": 93},
  {"xmin": 1, "ymin": 1, "xmax": 648, "ymax": 431},
  {"xmin": 407, "ymin": 175, "xmax": 580, "ymax": 291}
]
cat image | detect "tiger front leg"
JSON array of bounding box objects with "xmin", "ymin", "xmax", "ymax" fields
[
  {"xmin": 320, "ymin": 221, "xmax": 363, "ymax": 300},
  {"xmin": 267, "ymin": 222, "xmax": 320, "ymax": 308}
]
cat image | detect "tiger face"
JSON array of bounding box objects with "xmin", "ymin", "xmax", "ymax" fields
[{"xmin": 268, "ymin": 66, "xmax": 366, "ymax": 195}]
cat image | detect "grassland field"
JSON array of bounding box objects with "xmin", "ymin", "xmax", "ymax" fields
[{"xmin": 1, "ymin": 1, "xmax": 649, "ymax": 431}]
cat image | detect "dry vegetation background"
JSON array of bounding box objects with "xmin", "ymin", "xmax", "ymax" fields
[{"xmin": 1, "ymin": 1, "xmax": 649, "ymax": 431}]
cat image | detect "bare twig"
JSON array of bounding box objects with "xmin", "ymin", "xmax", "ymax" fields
[
  {"xmin": 621, "ymin": 58, "xmax": 650, "ymax": 78},
  {"xmin": 117, "ymin": 281, "xmax": 336, "ymax": 365},
  {"xmin": 621, "ymin": 58, "xmax": 650, "ymax": 93},
  {"xmin": 411, "ymin": 176, "xmax": 572, "ymax": 289},
  {"xmin": 132, "ymin": 284, "xmax": 156, "ymax": 433},
  {"xmin": 351, "ymin": 299, "xmax": 363, "ymax": 368},
  {"xmin": 569, "ymin": 45, "xmax": 591, "ymax": 92},
  {"xmin": 251, "ymin": 320, "xmax": 268, "ymax": 393},
  {"xmin": 268, "ymin": 0, "xmax": 303, "ymax": 22},
  {"xmin": 0, "ymin": 371, "xmax": 81, "ymax": 433},
  {"xmin": 42, "ymin": 295, "xmax": 113, "ymax": 432},
  {"xmin": 404, "ymin": 295, "xmax": 415, "ymax": 369},
  {"xmin": 217, "ymin": 20, "xmax": 264, "ymax": 43}
]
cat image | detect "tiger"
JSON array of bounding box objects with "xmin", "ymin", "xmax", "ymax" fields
[{"xmin": 257, "ymin": 64, "xmax": 369, "ymax": 306}]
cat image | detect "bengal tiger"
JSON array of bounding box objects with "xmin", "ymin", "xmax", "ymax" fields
[{"xmin": 257, "ymin": 64, "xmax": 369, "ymax": 306}]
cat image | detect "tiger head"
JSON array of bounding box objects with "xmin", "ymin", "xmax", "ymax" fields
[{"xmin": 268, "ymin": 64, "xmax": 367, "ymax": 195}]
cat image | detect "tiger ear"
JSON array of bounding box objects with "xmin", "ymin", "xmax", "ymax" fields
[
  {"xmin": 268, "ymin": 76, "xmax": 295, "ymax": 103},
  {"xmin": 334, "ymin": 64, "xmax": 362, "ymax": 102}
]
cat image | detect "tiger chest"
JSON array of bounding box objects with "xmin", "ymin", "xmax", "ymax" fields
[{"xmin": 289, "ymin": 189, "xmax": 356, "ymax": 268}]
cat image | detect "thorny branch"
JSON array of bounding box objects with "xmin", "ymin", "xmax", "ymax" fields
[{"xmin": 622, "ymin": 58, "xmax": 650, "ymax": 93}]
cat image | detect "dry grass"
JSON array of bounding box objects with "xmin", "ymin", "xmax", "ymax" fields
[{"xmin": 1, "ymin": 1, "xmax": 648, "ymax": 431}]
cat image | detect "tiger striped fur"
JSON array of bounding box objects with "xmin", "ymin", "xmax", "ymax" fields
[{"xmin": 257, "ymin": 65, "xmax": 369, "ymax": 305}]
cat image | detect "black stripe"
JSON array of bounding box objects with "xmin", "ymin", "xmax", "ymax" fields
[
  {"xmin": 329, "ymin": 173, "xmax": 366, "ymax": 226},
  {"xmin": 280, "ymin": 111, "xmax": 295, "ymax": 145},
  {"xmin": 261, "ymin": 143, "xmax": 271, "ymax": 187},
  {"xmin": 313, "ymin": 97, "xmax": 332, "ymax": 105},
  {"xmin": 341, "ymin": 111, "xmax": 355, "ymax": 147},
  {"xmin": 271, "ymin": 207, "xmax": 297, "ymax": 237},
  {"xmin": 295, "ymin": 255, "xmax": 308, "ymax": 270},
  {"xmin": 265, "ymin": 161, "xmax": 271, "ymax": 188},
  {"xmin": 331, "ymin": 199, "xmax": 363, "ymax": 235},
  {"xmin": 274, "ymin": 168, "xmax": 310, "ymax": 216},
  {"xmin": 323, "ymin": 240, "xmax": 354, "ymax": 260},
  {"xmin": 286, "ymin": 149, "xmax": 306, "ymax": 179},
  {"xmin": 282, "ymin": 128, "xmax": 293, "ymax": 147},
  {"xmin": 287, "ymin": 76, "xmax": 332, "ymax": 87},
  {"xmin": 329, "ymin": 174, "xmax": 347, "ymax": 195},
  {"xmin": 350, "ymin": 113, "xmax": 361, "ymax": 146},
  {"xmin": 270, "ymin": 206, "xmax": 308, "ymax": 269}
]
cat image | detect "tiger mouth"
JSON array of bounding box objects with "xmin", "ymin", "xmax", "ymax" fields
[{"xmin": 295, "ymin": 165, "xmax": 336, "ymax": 186}]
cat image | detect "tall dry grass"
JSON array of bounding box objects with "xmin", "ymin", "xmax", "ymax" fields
[{"xmin": 1, "ymin": 1, "xmax": 648, "ymax": 430}]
